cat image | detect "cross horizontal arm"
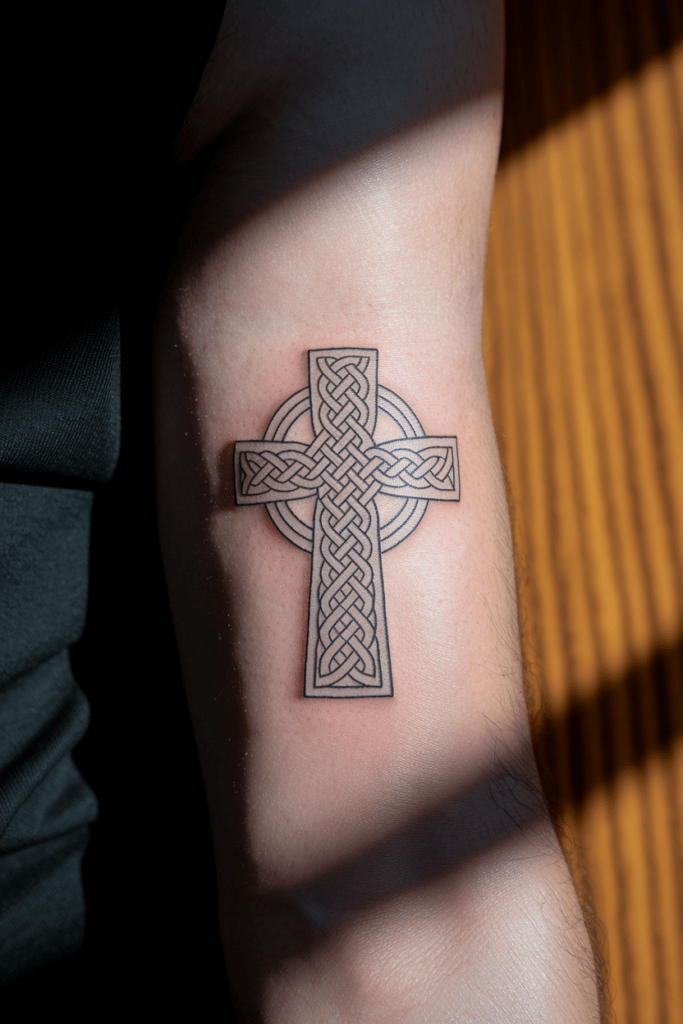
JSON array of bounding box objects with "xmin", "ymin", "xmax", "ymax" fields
[
  {"xmin": 374, "ymin": 437, "xmax": 460, "ymax": 500},
  {"xmin": 234, "ymin": 440, "xmax": 319, "ymax": 504}
]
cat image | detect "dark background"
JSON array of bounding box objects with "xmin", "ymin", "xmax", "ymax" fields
[{"xmin": 4, "ymin": 2, "xmax": 232, "ymax": 1016}]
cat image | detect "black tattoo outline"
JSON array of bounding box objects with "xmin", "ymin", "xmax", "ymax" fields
[{"xmin": 234, "ymin": 348, "xmax": 460, "ymax": 697}]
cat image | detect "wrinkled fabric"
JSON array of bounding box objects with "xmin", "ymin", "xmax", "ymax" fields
[
  {"xmin": 0, "ymin": 308, "xmax": 120, "ymax": 484},
  {"xmin": 0, "ymin": 485, "xmax": 100, "ymax": 982}
]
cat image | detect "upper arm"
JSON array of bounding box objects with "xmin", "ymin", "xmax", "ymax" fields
[{"xmin": 153, "ymin": 4, "xmax": 601, "ymax": 1020}]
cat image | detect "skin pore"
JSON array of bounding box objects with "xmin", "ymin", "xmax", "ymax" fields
[{"xmin": 154, "ymin": 2, "xmax": 601, "ymax": 1020}]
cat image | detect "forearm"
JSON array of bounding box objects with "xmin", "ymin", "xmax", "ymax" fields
[{"xmin": 154, "ymin": 3, "xmax": 600, "ymax": 1020}]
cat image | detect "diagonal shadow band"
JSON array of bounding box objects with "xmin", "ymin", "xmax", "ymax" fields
[
  {"xmin": 245, "ymin": 638, "xmax": 682, "ymax": 976},
  {"xmin": 249, "ymin": 740, "xmax": 550, "ymax": 966},
  {"xmin": 500, "ymin": 0, "xmax": 683, "ymax": 164},
  {"xmin": 534, "ymin": 636, "xmax": 683, "ymax": 814},
  {"xmin": 238, "ymin": 634, "xmax": 683, "ymax": 978}
]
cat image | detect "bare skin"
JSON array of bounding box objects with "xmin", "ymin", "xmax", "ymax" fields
[{"xmin": 154, "ymin": 2, "xmax": 601, "ymax": 1020}]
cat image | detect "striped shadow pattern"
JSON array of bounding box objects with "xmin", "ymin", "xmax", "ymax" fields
[{"xmin": 485, "ymin": 2, "xmax": 683, "ymax": 1021}]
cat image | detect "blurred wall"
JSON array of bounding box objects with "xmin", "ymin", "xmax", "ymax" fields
[{"xmin": 484, "ymin": 1, "xmax": 683, "ymax": 1021}]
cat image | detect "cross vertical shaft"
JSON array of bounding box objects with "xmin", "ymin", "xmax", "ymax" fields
[{"xmin": 305, "ymin": 350, "xmax": 392, "ymax": 695}]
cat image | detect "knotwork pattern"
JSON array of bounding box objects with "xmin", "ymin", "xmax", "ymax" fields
[
  {"xmin": 313, "ymin": 353, "xmax": 382, "ymax": 686},
  {"xmin": 238, "ymin": 441, "xmax": 456, "ymax": 499},
  {"xmin": 234, "ymin": 346, "xmax": 460, "ymax": 697}
]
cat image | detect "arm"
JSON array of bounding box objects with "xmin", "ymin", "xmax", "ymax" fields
[{"xmin": 154, "ymin": 2, "xmax": 601, "ymax": 1020}]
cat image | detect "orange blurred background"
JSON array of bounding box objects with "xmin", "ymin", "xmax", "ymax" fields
[{"xmin": 484, "ymin": 2, "xmax": 683, "ymax": 1020}]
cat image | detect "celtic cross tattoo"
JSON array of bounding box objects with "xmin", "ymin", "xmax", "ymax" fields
[{"xmin": 235, "ymin": 349, "xmax": 459, "ymax": 697}]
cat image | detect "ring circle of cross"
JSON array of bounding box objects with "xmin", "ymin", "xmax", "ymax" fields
[{"xmin": 262, "ymin": 385, "xmax": 428, "ymax": 554}]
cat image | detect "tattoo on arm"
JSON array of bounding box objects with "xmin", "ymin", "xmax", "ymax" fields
[{"xmin": 235, "ymin": 349, "xmax": 460, "ymax": 697}]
